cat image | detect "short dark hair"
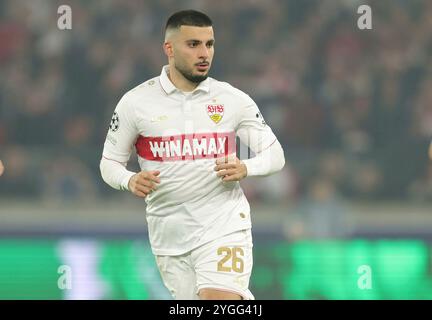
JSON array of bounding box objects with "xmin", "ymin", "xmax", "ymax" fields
[{"xmin": 165, "ymin": 10, "xmax": 212, "ymax": 31}]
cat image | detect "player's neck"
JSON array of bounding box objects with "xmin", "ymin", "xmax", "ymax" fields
[{"xmin": 168, "ymin": 65, "xmax": 199, "ymax": 92}]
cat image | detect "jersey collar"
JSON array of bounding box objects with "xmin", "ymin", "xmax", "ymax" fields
[{"xmin": 160, "ymin": 65, "xmax": 210, "ymax": 95}]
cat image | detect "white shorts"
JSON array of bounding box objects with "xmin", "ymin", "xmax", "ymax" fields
[{"xmin": 155, "ymin": 229, "xmax": 254, "ymax": 300}]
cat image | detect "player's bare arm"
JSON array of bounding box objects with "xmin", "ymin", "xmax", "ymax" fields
[
  {"xmin": 214, "ymin": 156, "xmax": 247, "ymax": 182},
  {"xmin": 128, "ymin": 170, "xmax": 160, "ymax": 198}
]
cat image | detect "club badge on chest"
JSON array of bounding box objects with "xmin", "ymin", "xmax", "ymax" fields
[{"xmin": 207, "ymin": 104, "xmax": 224, "ymax": 124}]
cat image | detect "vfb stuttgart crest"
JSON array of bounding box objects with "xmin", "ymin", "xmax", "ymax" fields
[{"xmin": 207, "ymin": 104, "xmax": 224, "ymax": 124}]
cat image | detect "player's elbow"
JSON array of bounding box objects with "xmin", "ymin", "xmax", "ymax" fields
[
  {"xmin": 99, "ymin": 157, "xmax": 119, "ymax": 189},
  {"xmin": 277, "ymin": 151, "xmax": 285, "ymax": 172},
  {"xmin": 272, "ymin": 141, "xmax": 285, "ymax": 173},
  {"xmin": 99, "ymin": 158, "xmax": 110, "ymax": 186}
]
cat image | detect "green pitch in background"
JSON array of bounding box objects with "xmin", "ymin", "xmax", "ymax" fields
[{"xmin": 0, "ymin": 239, "xmax": 431, "ymax": 300}]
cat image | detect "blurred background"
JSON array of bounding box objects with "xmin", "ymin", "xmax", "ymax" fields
[{"xmin": 1, "ymin": 0, "xmax": 432, "ymax": 299}]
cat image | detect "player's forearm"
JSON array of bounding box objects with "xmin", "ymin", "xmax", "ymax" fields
[
  {"xmin": 100, "ymin": 157, "xmax": 136, "ymax": 191},
  {"xmin": 242, "ymin": 140, "xmax": 285, "ymax": 177}
]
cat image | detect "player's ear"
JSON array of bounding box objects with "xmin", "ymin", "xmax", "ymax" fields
[{"xmin": 163, "ymin": 42, "xmax": 174, "ymax": 58}]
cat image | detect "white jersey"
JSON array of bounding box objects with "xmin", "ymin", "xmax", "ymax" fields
[{"xmin": 102, "ymin": 66, "xmax": 278, "ymax": 255}]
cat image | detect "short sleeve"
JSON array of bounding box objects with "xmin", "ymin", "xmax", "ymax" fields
[
  {"xmin": 102, "ymin": 94, "xmax": 138, "ymax": 163},
  {"xmin": 236, "ymin": 99, "xmax": 277, "ymax": 154}
]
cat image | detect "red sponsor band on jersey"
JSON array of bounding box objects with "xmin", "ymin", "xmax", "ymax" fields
[{"xmin": 135, "ymin": 131, "xmax": 236, "ymax": 161}]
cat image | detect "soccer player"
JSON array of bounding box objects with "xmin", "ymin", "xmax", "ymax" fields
[{"xmin": 100, "ymin": 10, "xmax": 285, "ymax": 300}]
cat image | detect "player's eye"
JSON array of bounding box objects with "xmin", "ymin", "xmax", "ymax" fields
[{"xmin": 188, "ymin": 42, "xmax": 199, "ymax": 48}]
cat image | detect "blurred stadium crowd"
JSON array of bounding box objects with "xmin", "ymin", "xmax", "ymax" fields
[{"xmin": 1, "ymin": 0, "xmax": 432, "ymax": 204}]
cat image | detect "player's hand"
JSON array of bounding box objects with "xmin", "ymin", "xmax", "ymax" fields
[
  {"xmin": 0, "ymin": 160, "xmax": 4, "ymax": 177},
  {"xmin": 214, "ymin": 155, "xmax": 247, "ymax": 182},
  {"xmin": 128, "ymin": 170, "xmax": 160, "ymax": 198}
]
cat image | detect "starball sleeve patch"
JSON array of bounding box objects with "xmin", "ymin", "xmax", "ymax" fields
[
  {"xmin": 109, "ymin": 111, "xmax": 120, "ymax": 132},
  {"xmin": 256, "ymin": 111, "xmax": 267, "ymax": 126}
]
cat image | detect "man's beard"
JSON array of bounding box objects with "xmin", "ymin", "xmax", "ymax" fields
[{"xmin": 176, "ymin": 63, "xmax": 209, "ymax": 84}]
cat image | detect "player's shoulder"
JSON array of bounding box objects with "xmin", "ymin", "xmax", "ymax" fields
[
  {"xmin": 210, "ymin": 78, "xmax": 256, "ymax": 106},
  {"xmin": 113, "ymin": 77, "xmax": 160, "ymax": 113},
  {"xmin": 122, "ymin": 76, "xmax": 161, "ymax": 102}
]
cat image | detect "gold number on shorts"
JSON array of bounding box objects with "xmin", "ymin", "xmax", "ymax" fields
[
  {"xmin": 232, "ymin": 247, "xmax": 244, "ymax": 273},
  {"xmin": 217, "ymin": 247, "xmax": 244, "ymax": 273},
  {"xmin": 217, "ymin": 247, "xmax": 232, "ymax": 272}
]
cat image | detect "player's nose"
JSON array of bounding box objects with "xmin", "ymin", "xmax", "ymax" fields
[{"xmin": 198, "ymin": 44, "xmax": 210, "ymax": 59}]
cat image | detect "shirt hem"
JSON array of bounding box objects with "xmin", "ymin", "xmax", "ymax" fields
[{"xmin": 151, "ymin": 224, "xmax": 252, "ymax": 256}]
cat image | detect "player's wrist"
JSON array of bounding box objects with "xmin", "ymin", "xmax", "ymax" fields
[
  {"xmin": 242, "ymin": 159, "xmax": 255, "ymax": 177},
  {"xmin": 240, "ymin": 160, "xmax": 248, "ymax": 178},
  {"xmin": 121, "ymin": 171, "xmax": 136, "ymax": 191}
]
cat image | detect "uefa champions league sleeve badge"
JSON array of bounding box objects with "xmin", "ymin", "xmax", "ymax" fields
[{"xmin": 109, "ymin": 112, "xmax": 120, "ymax": 132}]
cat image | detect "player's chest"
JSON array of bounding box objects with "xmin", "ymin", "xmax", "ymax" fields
[{"xmin": 135, "ymin": 97, "xmax": 236, "ymax": 136}]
